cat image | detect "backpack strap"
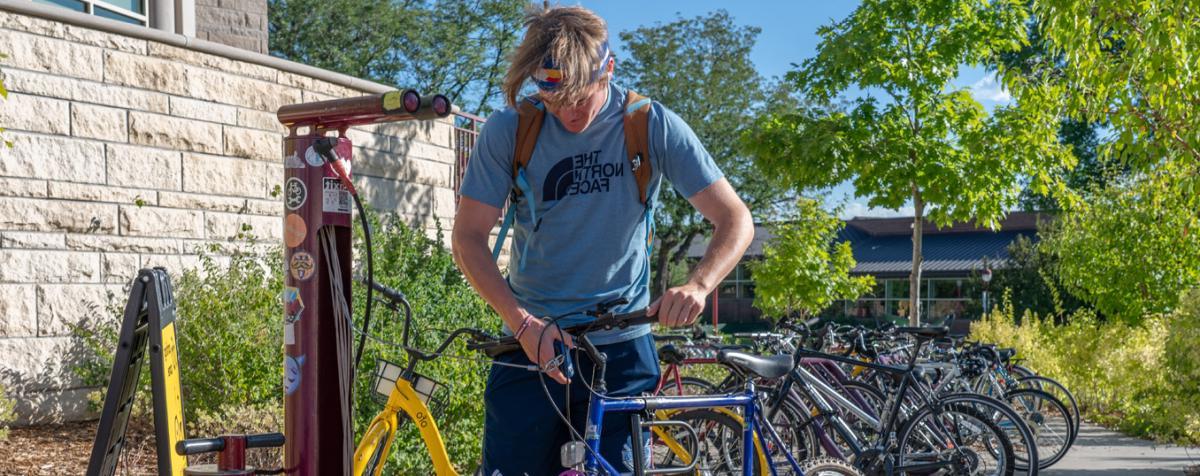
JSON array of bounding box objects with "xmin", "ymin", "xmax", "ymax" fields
[
  {"xmin": 491, "ymin": 97, "xmax": 544, "ymax": 269},
  {"xmin": 623, "ymin": 90, "xmax": 657, "ymax": 256},
  {"xmin": 512, "ymin": 97, "xmax": 546, "ymax": 192},
  {"xmin": 623, "ymin": 91, "xmax": 653, "ymax": 205}
]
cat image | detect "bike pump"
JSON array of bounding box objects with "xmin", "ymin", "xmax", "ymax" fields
[{"xmin": 275, "ymin": 91, "xmax": 452, "ymax": 475}]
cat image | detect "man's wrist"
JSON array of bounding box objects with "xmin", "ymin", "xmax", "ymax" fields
[{"xmin": 501, "ymin": 308, "xmax": 536, "ymax": 330}]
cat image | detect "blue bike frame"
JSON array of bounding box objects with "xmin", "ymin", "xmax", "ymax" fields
[{"xmin": 580, "ymin": 383, "xmax": 805, "ymax": 476}]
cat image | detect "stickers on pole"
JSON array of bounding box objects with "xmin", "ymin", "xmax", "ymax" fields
[
  {"xmin": 285, "ymin": 354, "xmax": 306, "ymax": 395},
  {"xmin": 322, "ymin": 178, "xmax": 352, "ymax": 214},
  {"xmin": 284, "ymin": 152, "xmax": 305, "ymax": 169},
  {"xmin": 283, "ymin": 286, "xmax": 304, "ymax": 345},
  {"xmin": 284, "ymin": 214, "xmax": 307, "ymax": 248},
  {"xmin": 285, "ymin": 178, "xmax": 307, "ymax": 211},
  {"xmin": 304, "ymin": 146, "xmax": 326, "ymax": 167},
  {"xmin": 289, "ymin": 251, "xmax": 315, "ymax": 281}
]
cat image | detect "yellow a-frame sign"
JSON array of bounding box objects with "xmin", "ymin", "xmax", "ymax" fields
[{"xmin": 86, "ymin": 267, "xmax": 188, "ymax": 476}]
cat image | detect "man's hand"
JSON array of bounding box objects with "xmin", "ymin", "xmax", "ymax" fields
[
  {"xmin": 515, "ymin": 315, "xmax": 575, "ymax": 384},
  {"xmin": 648, "ymin": 282, "xmax": 708, "ymax": 328}
]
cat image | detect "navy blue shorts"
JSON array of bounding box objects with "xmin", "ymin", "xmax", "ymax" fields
[{"xmin": 480, "ymin": 333, "xmax": 661, "ymax": 475}]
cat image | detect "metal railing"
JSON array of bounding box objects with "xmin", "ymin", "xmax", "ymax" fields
[{"xmin": 452, "ymin": 111, "xmax": 486, "ymax": 205}]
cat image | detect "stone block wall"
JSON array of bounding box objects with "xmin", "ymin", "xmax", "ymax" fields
[
  {"xmin": 195, "ymin": 0, "xmax": 269, "ymax": 54},
  {"xmin": 0, "ymin": 10, "xmax": 460, "ymax": 424}
]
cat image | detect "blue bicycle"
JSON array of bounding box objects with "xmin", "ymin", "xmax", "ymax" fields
[{"xmin": 473, "ymin": 304, "xmax": 863, "ymax": 476}]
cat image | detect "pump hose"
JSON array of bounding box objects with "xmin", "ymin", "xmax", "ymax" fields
[{"xmin": 352, "ymin": 191, "xmax": 372, "ymax": 372}]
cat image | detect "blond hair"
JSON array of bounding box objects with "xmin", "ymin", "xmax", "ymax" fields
[{"xmin": 503, "ymin": 4, "xmax": 609, "ymax": 107}]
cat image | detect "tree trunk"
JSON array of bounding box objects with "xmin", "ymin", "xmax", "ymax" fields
[
  {"xmin": 909, "ymin": 185, "xmax": 925, "ymax": 326},
  {"xmin": 653, "ymin": 238, "xmax": 675, "ymax": 297}
]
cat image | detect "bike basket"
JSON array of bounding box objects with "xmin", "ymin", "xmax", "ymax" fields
[{"xmin": 371, "ymin": 359, "xmax": 451, "ymax": 419}]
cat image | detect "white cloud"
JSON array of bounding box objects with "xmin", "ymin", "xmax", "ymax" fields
[{"xmin": 968, "ymin": 75, "xmax": 1012, "ymax": 103}]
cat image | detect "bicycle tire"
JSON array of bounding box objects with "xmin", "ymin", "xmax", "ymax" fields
[
  {"xmin": 1016, "ymin": 375, "xmax": 1080, "ymax": 446},
  {"xmin": 656, "ymin": 376, "xmax": 718, "ymax": 396},
  {"xmin": 896, "ymin": 401, "xmax": 1015, "ymax": 476},
  {"xmin": 938, "ymin": 393, "xmax": 1039, "ymax": 476},
  {"xmin": 1003, "ymin": 388, "xmax": 1073, "ymax": 469},
  {"xmin": 651, "ymin": 408, "xmax": 746, "ymax": 473}
]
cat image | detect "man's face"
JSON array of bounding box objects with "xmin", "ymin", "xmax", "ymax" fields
[{"xmin": 542, "ymin": 80, "xmax": 608, "ymax": 133}]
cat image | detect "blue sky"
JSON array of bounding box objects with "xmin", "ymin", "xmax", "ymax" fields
[{"xmin": 580, "ymin": 0, "xmax": 1013, "ymax": 218}]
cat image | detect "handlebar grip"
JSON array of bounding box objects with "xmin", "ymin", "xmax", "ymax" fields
[
  {"xmin": 176, "ymin": 437, "xmax": 224, "ymax": 455},
  {"xmin": 246, "ymin": 432, "xmax": 285, "ymax": 448}
]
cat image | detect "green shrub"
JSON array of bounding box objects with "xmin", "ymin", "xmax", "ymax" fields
[
  {"xmin": 349, "ymin": 213, "xmax": 496, "ymax": 473},
  {"xmin": 972, "ymin": 291, "xmax": 1200, "ymax": 444},
  {"xmin": 73, "ymin": 212, "xmax": 496, "ymax": 474},
  {"xmin": 0, "ymin": 383, "xmax": 15, "ymax": 440},
  {"xmin": 74, "ymin": 242, "xmax": 285, "ymax": 425}
]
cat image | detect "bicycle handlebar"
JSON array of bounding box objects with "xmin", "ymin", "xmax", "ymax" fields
[{"xmin": 468, "ymin": 309, "xmax": 654, "ymax": 357}]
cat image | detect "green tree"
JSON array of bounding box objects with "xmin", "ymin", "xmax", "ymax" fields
[
  {"xmin": 269, "ymin": 0, "xmax": 525, "ymax": 114},
  {"xmin": 1015, "ymin": 1, "xmax": 1200, "ymax": 170},
  {"xmin": 752, "ymin": 199, "xmax": 875, "ymax": 319},
  {"xmin": 619, "ymin": 10, "xmax": 797, "ymax": 296},
  {"xmin": 993, "ymin": 17, "xmax": 1127, "ymax": 212},
  {"xmin": 1007, "ymin": 1, "xmax": 1200, "ymax": 319},
  {"xmin": 745, "ymin": 0, "xmax": 1073, "ymax": 325},
  {"xmin": 1043, "ymin": 174, "xmax": 1200, "ymax": 321}
]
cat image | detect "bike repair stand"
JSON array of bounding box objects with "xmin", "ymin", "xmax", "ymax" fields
[{"xmin": 274, "ymin": 90, "xmax": 451, "ymax": 475}]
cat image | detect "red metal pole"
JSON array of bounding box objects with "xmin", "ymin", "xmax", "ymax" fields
[
  {"xmin": 276, "ymin": 91, "xmax": 451, "ymax": 476},
  {"xmin": 281, "ymin": 132, "xmax": 354, "ymax": 475}
]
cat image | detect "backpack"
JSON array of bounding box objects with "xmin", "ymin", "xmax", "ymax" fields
[{"xmin": 491, "ymin": 90, "xmax": 656, "ymax": 271}]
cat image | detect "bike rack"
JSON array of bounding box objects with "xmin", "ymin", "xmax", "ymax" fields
[{"xmin": 273, "ymin": 90, "xmax": 452, "ymax": 475}]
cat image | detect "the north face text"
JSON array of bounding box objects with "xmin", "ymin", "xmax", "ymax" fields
[{"xmin": 542, "ymin": 149, "xmax": 625, "ymax": 201}]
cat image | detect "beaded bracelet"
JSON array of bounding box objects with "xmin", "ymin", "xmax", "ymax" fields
[{"xmin": 513, "ymin": 315, "xmax": 535, "ymax": 340}]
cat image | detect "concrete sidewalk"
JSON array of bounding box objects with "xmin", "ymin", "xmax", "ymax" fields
[{"xmin": 1041, "ymin": 422, "xmax": 1200, "ymax": 475}]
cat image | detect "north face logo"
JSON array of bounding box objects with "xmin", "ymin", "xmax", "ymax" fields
[{"xmin": 542, "ymin": 149, "xmax": 625, "ymax": 201}]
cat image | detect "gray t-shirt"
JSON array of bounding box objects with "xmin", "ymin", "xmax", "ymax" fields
[{"xmin": 460, "ymin": 82, "xmax": 723, "ymax": 345}]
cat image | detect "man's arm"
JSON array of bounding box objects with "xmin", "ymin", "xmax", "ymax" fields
[
  {"xmin": 451, "ymin": 196, "xmax": 571, "ymax": 383},
  {"xmin": 648, "ymin": 178, "xmax": 754, "ymax": 327}
]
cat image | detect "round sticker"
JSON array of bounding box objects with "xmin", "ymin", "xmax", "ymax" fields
[
  {"xmin": 284, "ymin": 214, "xmax": 307, "ymax": 248},
  {"xmin": 289, "ymin": 251, "xmax": 316, "ymax": 281},
  {"xmin": 285, "ymin": 177, "xmax": 307, "ymax": 211},
  {"xmin": 304, "ymin": 146, "xmax": 326, "ymax": 167}
]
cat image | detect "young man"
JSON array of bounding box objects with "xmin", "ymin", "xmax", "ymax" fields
[{"xmin": 451, "ymin": 4, "xmax": 753, "ymax": 474}]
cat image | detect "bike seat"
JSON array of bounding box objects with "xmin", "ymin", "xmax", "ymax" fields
[
  {"xmin": 896, "ymin": 326, "xmax": 949, "ymax": 340},
  {"xmin": 998, "ymin": 347, "xmax": 1016, "ymax": 360},
  {"xmin": 717, "ymin": 350, "xmax": 793, "ymax": 379},
  {"xmin": 657, "ymin": 344, "xmax": 686, "ymax": 365}
]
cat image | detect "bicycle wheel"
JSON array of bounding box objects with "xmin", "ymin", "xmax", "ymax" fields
[
  {"xmin": 758, "ymin": 384, "xmax": 822, "ymax": 472},
  {"xmin": 1016, "ymin": 376, "xmax": 1080, "ymax": 446},
  {"xmin": 355, "ymin": 427, "xmax": 392, "ymax": 476},
  {"xmin": 657, "ymin": 376, "xmax": 718, "ymax": 396},
  {"xmin": 896, "ymin": 402, "xmax": 1015, "ymax": 476},
  {"xmin": 939, "ymin": 393, "xmax": 1039, "ymax": 476},
  {"xmin": 652, "ymin": 408, "xmax": 745, "ymax": 474},
  {"xmin": 1003, "ymin": 389, "xmax": 1073, "ymax": 470}
]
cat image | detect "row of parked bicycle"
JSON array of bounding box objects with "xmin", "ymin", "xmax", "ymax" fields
[{"xmin": 643, "ymin": 317, "xmax": 1078, "ymax": 475}]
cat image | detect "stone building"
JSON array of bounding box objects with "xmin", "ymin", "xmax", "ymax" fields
[{"xmin": 0, "ymin": 0, "xmax": 468, "ymax": 423}]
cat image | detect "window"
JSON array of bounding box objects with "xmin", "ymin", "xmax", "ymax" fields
[
  {"xmin": 842, "ymin": 277, "xmax": 971, "ymax": 321},
  {"xmin": 717, "ymin": 262, "xmax": 755, "ymax": 299},
  {"xmin": 36, "ymin": 0, "xmax": 148, "ymax": 26}
]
